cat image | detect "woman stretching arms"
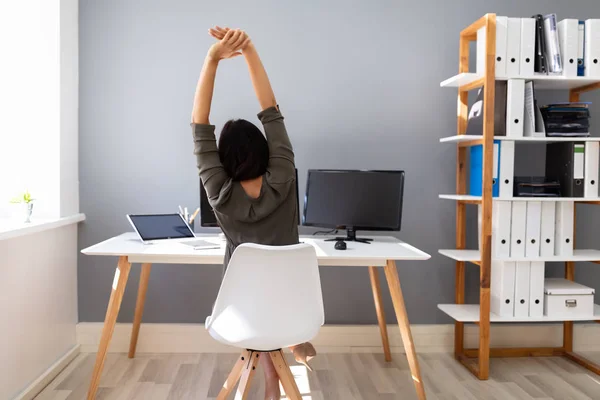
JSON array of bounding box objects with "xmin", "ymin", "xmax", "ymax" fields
[{"xmin": 191, "ymin": 27, "xmax": 316, "ymax": 399}]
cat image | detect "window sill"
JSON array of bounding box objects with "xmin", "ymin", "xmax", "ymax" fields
[{"xmin": 0, "ymin": 213, "xmax": 86, "ymax": 241}]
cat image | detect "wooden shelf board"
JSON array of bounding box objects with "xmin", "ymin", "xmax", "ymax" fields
[
  {"xmin": 439, "ymin": 194, "xmax": 600, "ymax": 203},
  {"xmin": 438, "ymin": 303, "xmax": 600, "ymax": 323},
  {"xmin": 440, "ymin": 135, "xmax": 600, "ymax": 144},
  {"xmin": 440, "ymin": 72, "xmax": 600, "ymax": 90},
  {"xmin": 438, "ymin": 249, "xmax": 600, "ymax": 263}
]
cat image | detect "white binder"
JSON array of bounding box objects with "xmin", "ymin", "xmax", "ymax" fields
[
  {"xmin": 555, "ymin": 202, "xmax": 574, "ymax": 256},
  {"xmin": 499, "ymin": 141, "xmax": 515, "ymax": 198},
  {"xmin": 585, "ymin": 19, "xmax": 600, "ymax": 77},
  {"xmin": 478, "ymin": 17, "xmax": 508, "ymax": 77},
  {"xmin": 584, "ymin": 142, "xmax": 599, "ymax": 198},
  {"xmin": 493, "ymin": 201, "xmax": 512, "ymax": 258},
  {"xmin": 558, "ymin": 19, "xmax": 579, "ymax": 77},
  {"xmin": 478, "ymin": 201, "xmax": 511, "ymax": 258},
  {"xmin": 529, "ymin": 261, "xmax": 545, "ymax": 317},
  {"xmin": 520, "ymin": 17, "xmax": 536, "ymax": 77},
  {"xmin": 514, "ymin": 261, "xmax": 530, "ymax": 317},
  {"xmin": 506, "ymin": 80, "xmax": 525, "ymax": 138},
  {"xmin": 525, "ymin": 201, "xmax": 542, "ymax": 258},
  {"xmin": 510, "ymin": 201, "xmax": 527, "ymax": 258},
  {"xmin": 491, "ymin": 260, "xmax": 516, "ymax": 317},
  {"xmin": 540, "ymin": 202, "xmax": 556, "ymax": 257},
  {"xmin": 506, "ymin": 18, "xmax": 522, "ymax": 77}
]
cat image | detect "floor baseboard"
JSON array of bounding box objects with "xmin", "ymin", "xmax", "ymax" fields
[
  {"xmin": 76, "ymin": 323, "xmax": 600, "ymax": 354},
  {"xmin": 14, "ymin": 344, "xmax": 80, "ymax": 400}
]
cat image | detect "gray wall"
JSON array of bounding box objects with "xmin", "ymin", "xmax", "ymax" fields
[{"xmin": 79, "ymin": 0, "xmax": 600, "ymax": 324}]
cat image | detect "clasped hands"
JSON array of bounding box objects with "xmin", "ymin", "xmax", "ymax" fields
[{"xmin": 207, "ymin": 26, "xmax": 252, "ymax": 61}]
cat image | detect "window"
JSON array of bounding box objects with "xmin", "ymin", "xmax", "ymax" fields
[{"xmin": 0, "ymin": 0, "xmax": 78, "ymax": 220}]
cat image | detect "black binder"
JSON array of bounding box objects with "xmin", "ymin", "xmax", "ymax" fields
[
  {"xmin": 465, "ymin": 82, "xmax": 507, "ymax": 136},
  {"xmin": 545, "ymin": 142, "xmax": 585, "ymax": 197},
  {"xmin": 533, "ymin": 15, "xmax": 548, "ymax": 74}
]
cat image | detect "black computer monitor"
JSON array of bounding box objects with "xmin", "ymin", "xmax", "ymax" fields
[
  {"xmin": 302, "ymin": 170, "xmax": 405, "ymax": 243},
  {"xmin": 199, "ymin": 169, "xmax": 300, "ymax": 227}
]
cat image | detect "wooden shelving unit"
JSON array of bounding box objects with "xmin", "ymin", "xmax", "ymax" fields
[{"xmin": 439, "ymin": 13, "xmax": 600, "ymax": 380}]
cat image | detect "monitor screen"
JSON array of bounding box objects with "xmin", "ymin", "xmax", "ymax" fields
[
  {"xmin": 128, "ymin": 213, "xmax": 194, "ymax": 241},
  {"xmin": 303, "ymin": 170, "xmax": 404, "ymax": 231},
  {"xmin": 200, "ymin": 169, "xmax": 300, "ymax": 227}
]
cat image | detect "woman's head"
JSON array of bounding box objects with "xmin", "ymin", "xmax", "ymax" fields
[{"xmin": 218, "ymin": 119, "xmax": 269, "ymax": 181}]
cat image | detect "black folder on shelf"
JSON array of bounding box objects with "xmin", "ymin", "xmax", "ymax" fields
[
  {"xmin": 465, "ymin": 82, "xmax": 507, "ymax": 136},
  {"xmin": 545, "ymin": 142, "xmax": 586, "ymax": 197},
  {"xmin": 533, "ymin": 14, "xmax": 548, "ymax": 74}
]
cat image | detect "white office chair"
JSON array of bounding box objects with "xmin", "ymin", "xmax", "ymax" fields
[{"xmin": 206, "ymin": 243, "xmax": 324, "ymax": 400}]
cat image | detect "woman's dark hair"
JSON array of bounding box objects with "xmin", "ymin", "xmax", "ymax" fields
[{"xmin": 218, "ymin": 119, "xmax": 269, "ymax": 181}]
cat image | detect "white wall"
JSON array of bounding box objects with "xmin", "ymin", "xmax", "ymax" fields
[{"xmin": 0, "ymin": 224, "xmax": 78, "ymax": 400}]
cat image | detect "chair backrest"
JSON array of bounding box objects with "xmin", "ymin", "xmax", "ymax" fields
[{"xmin": 209, "ymin": 243, "xmax": 324, "ymax": 348}]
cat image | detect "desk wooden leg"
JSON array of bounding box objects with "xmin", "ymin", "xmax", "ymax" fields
[
  {"xmin": 368, "ymin": 266, "xmax": 392, "ymax": 362},
  {"xmin": 384, "ymin": 260, "xmax": 426, "ymax": 400},
  {"xmin": 129, "ymin": 263, "xmax": 152, "ymax": 358},
  {"xmin": 87, "ymin": 256, "xmax": 131, "ymax": 400}
]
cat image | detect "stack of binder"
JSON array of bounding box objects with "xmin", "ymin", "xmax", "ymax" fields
[
  {"xmin": 540, "ymin": 103, "xmax": 591, "ymax": 137},
  {"xmin": 476, "ymin": 16, "xmax": 600, "ymax": 78}
]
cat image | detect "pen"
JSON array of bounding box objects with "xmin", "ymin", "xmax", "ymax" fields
[
  {"xmin": 184, "ymin": 207, "xmax": 188, "ymax": 222},
  {"xmin": 178, "ymin": 205, "xmax": 184, "ymax": 215},
  {"xmin": 189, "ymin": 207, "xmax": 200, "ymax": 223}
]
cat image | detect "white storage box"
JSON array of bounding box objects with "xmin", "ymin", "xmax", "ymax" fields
[{"xmin": 544, "ymin": 278, "xmax": 595, "ymax": 318}]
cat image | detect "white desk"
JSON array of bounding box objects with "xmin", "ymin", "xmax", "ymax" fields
[{"xmin": 81, "ymin": 233, "xmax": 431, "ymax": 400}]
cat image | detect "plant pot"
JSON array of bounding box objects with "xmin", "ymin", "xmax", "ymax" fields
[{"xmin": 23, "ymin": 202, "xmax": 33, "ymax": 223}]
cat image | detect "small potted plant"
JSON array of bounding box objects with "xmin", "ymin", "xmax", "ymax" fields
[{"xmin": 10, "ymin": 190, "xmax": 35, "ymax": 223}]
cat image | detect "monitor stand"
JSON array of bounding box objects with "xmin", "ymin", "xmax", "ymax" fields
[{"xmin": 324, "ymin": 228, "xmax": 373, "ymax": 244}]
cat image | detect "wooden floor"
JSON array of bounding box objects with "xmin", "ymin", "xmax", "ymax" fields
[{"xmin": 35, "ymin": 352, "xmax": 600, "ymax": 400}]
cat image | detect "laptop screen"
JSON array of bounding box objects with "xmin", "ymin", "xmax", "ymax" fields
[{"xmin": 128, "ymin": 214, "xmax": 194, "ymax": 241}]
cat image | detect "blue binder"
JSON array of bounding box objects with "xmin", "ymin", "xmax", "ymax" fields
[{"xmin": 470, "ymin": 140, "xmax": 500, "ymax": 197}]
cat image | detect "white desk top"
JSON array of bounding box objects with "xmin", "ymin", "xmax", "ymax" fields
[{"xmin": 81, "ymin": 233, "xmax": 431, "ymax": 267}]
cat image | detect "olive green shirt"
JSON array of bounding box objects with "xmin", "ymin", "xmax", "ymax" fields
[{"xmin": 192, "ymin": 106, "xmax": 299, "ymax": 271}]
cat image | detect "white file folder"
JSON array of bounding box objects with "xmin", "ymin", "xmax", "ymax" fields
[
  {"xmin": 514, "ymin": 261, "xmax": 530, "ymax": 317},
  {"xmin": 520, "ymin": 17, "xmax": 536, "ymax": 76},
  {"xmin": 491, "ymin": 260, "xmax": 516, "ymax": 317},
  {"xmin": 558, "ymin": 19, "xmax": 579, "ymax": 77},
  {"xmin": 555, "ymin": 202, "xmax": 574, "ymax": 256},
  {"xmin": 478, "ymin": 17, "xmax": 508, "ymax": 77},
  {"xmin": 529, "ymin": 261, "xmax": 545, "ymax": 317},
  {"xmin": 506, "ymin": 18, "xmax": 522, "ymax": 77},
  {"xmin": 506, "ymin": 80, "xmax": 525, "ymax": 138},
  {"xmin": 584, "ymin": 142, "xmax": 599, "ymax": 198},
  {"xmin": 525, "ymin": 201, "xmax": 542, "ymax": 258},
  {"xmin": 499, "ymin": 141, "xmax": 515, "ymax": 198},
  {"xmin": 585, "ymin": 19, "xmax": 600, "ymax": 77},
  {"xmin": 511, "ymin": 201, "xmax": 527, "ymax": 258},
  {"xmin": 540, "ymin": 202, "xmax": 556, "ymax": 257}
]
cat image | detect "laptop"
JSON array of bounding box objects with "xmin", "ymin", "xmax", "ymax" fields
[{"xmin": 126, "ymin": 213, "xmax": 221, "ymax": 249}]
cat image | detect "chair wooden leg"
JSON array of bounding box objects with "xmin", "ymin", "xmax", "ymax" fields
[
  {"xmin": 217, "ymin": 350, "xmax": 251, "ymax": 400},
  {"xmin": 269, "ymin": 350, "xmax": 302, "ymax": 400},
  {"xmin": 87, "ymin": 256, "xmax": 132, "ymax": 400},
  {"xmin": 384, "ymin": 260, "xmax": 427, "ymax": 400},
  {"xmin": 369, "ymin": 266, "xmax": 392, "ymax": 362},
  {"xmin": 234, "ymin": 351, "xmax": 261, "ymax": 400},
  {"xmin": 129, "ymin": 263, "xmax": 152, "ymax": 358}
]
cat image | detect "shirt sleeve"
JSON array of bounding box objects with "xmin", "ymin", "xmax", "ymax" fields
[
  {"xmin": 257, "ymin": 106, "xmax": 295, "ymax": 183},
  {"xmin": 191, "ymin": 123, "xmax": 230, "ymax": 203}
]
